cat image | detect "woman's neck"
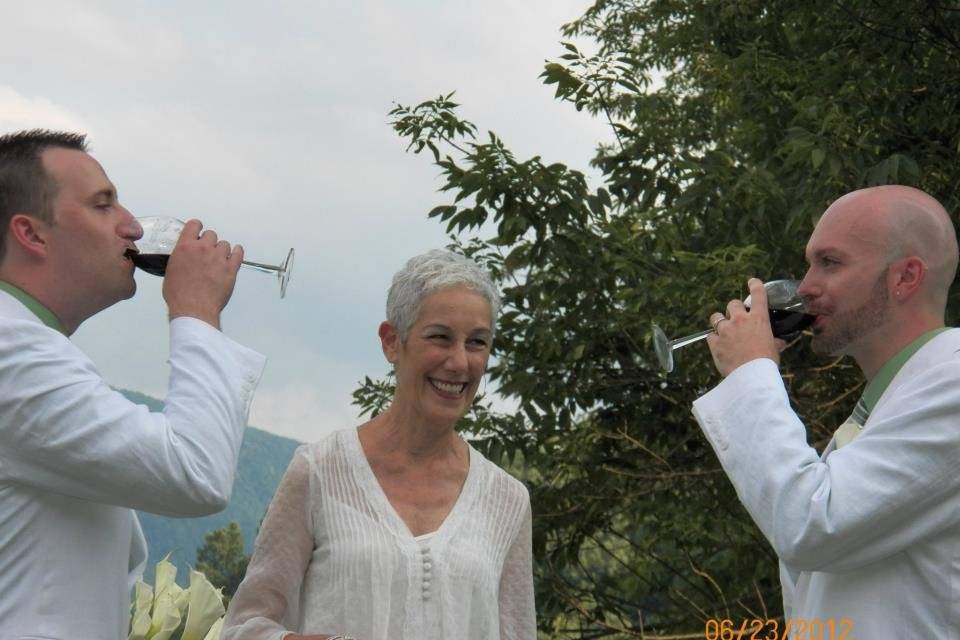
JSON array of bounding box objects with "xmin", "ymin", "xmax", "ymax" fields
[{"xmin": 362, "ymin": 407, "xmax": 464, "ymax": 462}]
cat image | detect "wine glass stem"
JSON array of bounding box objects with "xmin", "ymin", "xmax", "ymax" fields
[
  {"xmin": 240, "ymin": 260, "xmax": 282, "ymax": 274},
  {"xmin": 669, "ymin": 328, "xmax": 715, "ymax": 350}
]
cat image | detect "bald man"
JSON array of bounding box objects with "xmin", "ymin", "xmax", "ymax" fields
[{"xmin": 691, "ymin": 186, "xmax": 960, "ymax": 637}]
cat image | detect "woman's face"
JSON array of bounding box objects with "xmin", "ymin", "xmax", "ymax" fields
[{"xmin": 383, "ymin": 286, "xmax": 493, "ymax": 428}]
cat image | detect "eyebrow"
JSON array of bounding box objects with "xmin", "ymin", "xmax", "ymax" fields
[
  {"xmin": 422, "ymin": 324, "xmax": 492, "ymax": 335},
  {"xmin": 89, "ymin": 187, "xmax": 117, "ymax": 201},
  {"xmin": 806, "ymin": 247, "xmax": 846, "ymax": 261}
]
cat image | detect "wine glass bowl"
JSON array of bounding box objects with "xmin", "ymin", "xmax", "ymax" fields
[
  {"xmin": 129, "ymin": 216, "xmax": 294, "ymax": 298},
  {"xmin": 651, "ymin": 279, "xmax": 813, "ymax": 373},
  {"xmin": 744, "ymin": 279, "xmax": 813, "ymax": 339},
  {"xmin": 135, "ymin": 216, "xmax": 181, "ymax": 256}
]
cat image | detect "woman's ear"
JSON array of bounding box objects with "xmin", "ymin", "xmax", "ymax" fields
[{"xmin": 379, "ymin": 321, "xmax": 400, "ymax": 364}]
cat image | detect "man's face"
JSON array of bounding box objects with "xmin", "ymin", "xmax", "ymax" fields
[
  {"xmin": 41, "ymin": 148, "xmax": 142, "ymax": 314},
  {"xmin": 798, "ymin": 197, "xmax": 893, "ymax": 357}
]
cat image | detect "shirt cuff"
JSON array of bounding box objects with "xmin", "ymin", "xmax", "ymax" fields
[{"xmin": 169, "ymin": 316, "xmax": 267, "ymax": 391}]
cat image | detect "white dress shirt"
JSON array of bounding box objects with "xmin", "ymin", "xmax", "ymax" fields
[
  {"xmin": 692, "ymin": 329, "xmax": 960, "ymax": 639},
  {"xmin": 223, "ymin": 428, "xmax": 536, "ymax": 640},
  {"xmin": 0, "ymin": 289, "xmax": 266, "ymax": 639}
]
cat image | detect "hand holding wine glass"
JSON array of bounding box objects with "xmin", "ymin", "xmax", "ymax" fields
[
  {"xmin": 707, "ymin": 277, "xmax": 793, "ymax": 377},
  {"xmin": 162, "ymin": 219, "xmax": 243, "ymax": 329},
  {"xmin": 651, "ymin": 278, "xmax": 813, "ymax": 373}
]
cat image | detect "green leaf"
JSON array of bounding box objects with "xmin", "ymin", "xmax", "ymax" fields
[{"xmin": 811, "ymin": 148, "xmax": 826, "ymax": 169}]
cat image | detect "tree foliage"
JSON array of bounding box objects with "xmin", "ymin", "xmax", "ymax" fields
[
  {"xmin": 360, "ymin": 1, "xmax": 960, "ymax": 636},
  {"xmin": 195, "ymin": 521, "xmax": 249, "ymax": 605}
]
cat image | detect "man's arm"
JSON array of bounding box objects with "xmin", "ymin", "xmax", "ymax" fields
[
  {"xmin": 692, "ymin": 357, "xmax": 960, "ymax": 572},
  {"xmin": 0, "ymin": 316, "xmax": 264, "ymax": 515}
]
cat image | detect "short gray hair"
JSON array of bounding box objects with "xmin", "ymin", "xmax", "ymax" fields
[{"xmin": 386, "ymin": 249, "xmax": 501, "ymax": 340}]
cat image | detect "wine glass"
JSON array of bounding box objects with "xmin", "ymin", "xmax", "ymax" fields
[
  {"xmin": 651, "ymin": 279, "xmax": 814, "ymax": 373},
  {"xmin": 128, "ymin": 216, "xmax": 294, "ymax": 298}
]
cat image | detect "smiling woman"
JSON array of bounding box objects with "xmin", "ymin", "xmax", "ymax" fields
[{"xmin": 222, "ymin": 249, "xmax": 535, "ymax": 640}]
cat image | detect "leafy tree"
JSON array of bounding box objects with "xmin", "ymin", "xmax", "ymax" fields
[
  {"xmin": 195, "ymin": 521, "xmax": 249, "ymax": 604},
  {"xmin": 358, "ymin": 1, "xmax": 960, "ymax": 636}
]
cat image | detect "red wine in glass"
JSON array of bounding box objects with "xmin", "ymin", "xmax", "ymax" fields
[
  {"xmin": 769, "ymin": 307, "xmax": 816, "ymax": 338},
  {"xmin": 127, "ymin": 252, "xmax": 169, "ymax": 277}
]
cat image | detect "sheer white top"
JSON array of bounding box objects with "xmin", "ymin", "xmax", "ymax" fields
[{"xmin": 223, "ymin": 428, "xmax": 535, "ymax": 640}]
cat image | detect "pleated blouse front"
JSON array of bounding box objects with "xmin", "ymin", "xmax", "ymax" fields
[{"xmin": 222, "ymin": 428, "xmax": 535, "ymax": 640}]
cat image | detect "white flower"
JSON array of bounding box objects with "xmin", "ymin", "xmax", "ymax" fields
[
  {"xmin": 181, "ymin": 569, "xmax": 226, "ymax": 640},
  {"xmin": 128, "ymin": 555, "xmax": 226, "ymax": 640}
]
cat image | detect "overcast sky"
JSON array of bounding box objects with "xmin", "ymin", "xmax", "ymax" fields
[{"xmin": 0, "ymin": 0, "xmax": 610, "ymax": 443}]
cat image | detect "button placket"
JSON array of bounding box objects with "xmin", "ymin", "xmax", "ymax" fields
[{"xmin": 421, "ymin": 545, "xmax": 432, "ymax": 600}]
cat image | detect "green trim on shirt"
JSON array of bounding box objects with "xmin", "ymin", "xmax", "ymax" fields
[
  {"xmin": 857, "ymin": 327, "xmax": 949, "ymax": 420},
  {"xmin": 0, "ymin": 280, "xmax": 67, "ymax": 335}
]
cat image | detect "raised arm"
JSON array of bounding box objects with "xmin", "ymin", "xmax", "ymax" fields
[
  {"xmin": 693, "ymin": 357, "xmax": 960, "ymax": 572},
  {"xmin": 0, "ymin": 316, "xmax": 264, "ymax": 516}
]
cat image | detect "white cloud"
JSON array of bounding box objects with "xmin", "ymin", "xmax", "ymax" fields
[{"xmin": 0, "ymin": 87, "xmax": 90, "ymax": 134}]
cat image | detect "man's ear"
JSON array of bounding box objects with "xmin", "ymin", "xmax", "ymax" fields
[
  {"xmin": 8, "ymin": 214, "xmax": 51, "ymax": 259},
  {"xmin": 890, "ymin": 256, "xmax": 926, "ymax": 300},
  {"xmin": 379, "ymin": 321, "xmax": 400, "ymax": 364}
]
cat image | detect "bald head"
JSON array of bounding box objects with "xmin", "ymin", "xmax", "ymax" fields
[{"xmin": 822, "ymin": 185, "xmax": 958, "ymax": 312}]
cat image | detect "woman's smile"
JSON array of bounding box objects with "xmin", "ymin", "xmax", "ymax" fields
[{"xmin": 428, "ymin": 377, "xmax": 469, "ymax": 397}]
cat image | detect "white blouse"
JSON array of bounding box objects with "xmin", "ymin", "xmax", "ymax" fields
[{"xmin": 223, "ymin": 428, "xmax": 536, "ymax": 640}]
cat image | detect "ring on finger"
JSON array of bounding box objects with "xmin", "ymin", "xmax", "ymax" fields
[{"xmin": 712, "ymin": 316, "xmax": 727, "ymax": 333}]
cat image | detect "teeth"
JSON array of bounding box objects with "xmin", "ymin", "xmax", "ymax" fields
[{"xmin": 431, "ymin": 379, "xmax": 466, "ymax": 394}]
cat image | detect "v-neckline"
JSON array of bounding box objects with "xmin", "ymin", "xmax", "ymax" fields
[{"xmin": 344, "ymin": 427, "xmax": 479, "ymax": 543}]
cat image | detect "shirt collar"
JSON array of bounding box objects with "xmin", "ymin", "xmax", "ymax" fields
[
  {"xmin": 860, "ymin": 327, "xmax": 949, "ymax": 415},
  {"xmin": 0, "ymin": 280, "xmax": 67, "ymax": 335}
]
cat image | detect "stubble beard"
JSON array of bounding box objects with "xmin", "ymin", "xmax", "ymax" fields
[{"xmin": 810, "ymin": 274, "xmax": 889, "ymax": 356}]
